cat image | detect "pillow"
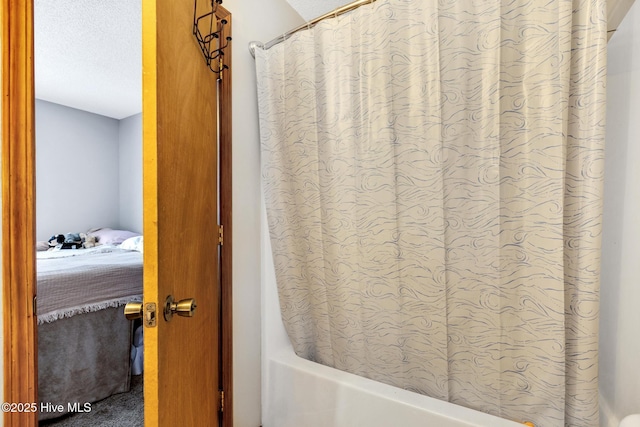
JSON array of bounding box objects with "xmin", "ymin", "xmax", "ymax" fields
[
  {"xmin": 88, "ymin": 228, "xmax": 141, "ymax": 245},
  {"xmin": 36, "ymin": 241, "xmax": 50, "ymax": 251},
  {"xmin": 120, "ymin": 235, "xmax": 144, "ymax": 253}
]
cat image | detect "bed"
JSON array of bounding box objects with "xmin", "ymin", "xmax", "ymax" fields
[{"xmin": 36, "ymin": 244, "xmax": 143, "ymax": 421}]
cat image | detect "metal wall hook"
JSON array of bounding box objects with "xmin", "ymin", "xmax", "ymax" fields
[{"xmin": 193, "ymin": 0, "xmax": 231, "ymax": 75}]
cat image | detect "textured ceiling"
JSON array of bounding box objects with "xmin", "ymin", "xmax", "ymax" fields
[
  {"xmin": 286, "ymin": 0, "xmax": 352, "ymax": 20},
  {"xmin": 35, "ymin": 0, "xmax": 141, "ymax": 119},
  {"xmin": 32, "ymin": 0, "xmax": 347, "ymax": 120}
]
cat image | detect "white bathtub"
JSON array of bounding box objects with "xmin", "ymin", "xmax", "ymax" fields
[
  {"xmin": 261, "ymin": 207, "xmax": 523, "ymax": 427},
  {"xmin": 263, "ymin": 347, "xmax": 528, "ymax": 427}
]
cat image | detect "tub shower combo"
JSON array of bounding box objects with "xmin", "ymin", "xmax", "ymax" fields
[{"xmin": 253, "ymin": 0, "xmax": 607, "ymax": 426}]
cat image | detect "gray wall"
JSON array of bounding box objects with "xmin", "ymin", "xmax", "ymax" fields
[
  {"xmin": 35, "ymin": 101, "xmax": 143, "ymax": 242},
  {"xmin": 599, "ymin": 1, "xmax": 640, "ymax": 425},
  {"xmin": 118, "ymin": 113, "xmax": 143, "ymax": 234},
  {"xmin": 35, "ymin": 100, "xmax": 120, "ymax": 241}
]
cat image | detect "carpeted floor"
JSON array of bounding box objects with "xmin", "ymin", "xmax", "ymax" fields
[{"xmin": 39, "ymin": 375, "xmax": 143, "ymax": 427}]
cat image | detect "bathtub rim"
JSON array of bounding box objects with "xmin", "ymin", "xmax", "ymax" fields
[{"xmin": 265, "ymin": 346, "xmax": 525, "ymax": 427}]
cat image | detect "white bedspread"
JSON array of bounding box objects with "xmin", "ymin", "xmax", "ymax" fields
[{"xmin": 36, "ymin": 246, "xmax": 143, "ymax": 324}]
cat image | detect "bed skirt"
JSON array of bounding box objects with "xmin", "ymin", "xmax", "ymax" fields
[{"xmin": 38, "ymin": 306, "xmax": 133, "ymax": 421}]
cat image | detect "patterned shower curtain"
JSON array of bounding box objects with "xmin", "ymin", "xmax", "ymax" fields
[{"xmin": 256, "ymin": 0, "xmax": 606, "ymax": 425}]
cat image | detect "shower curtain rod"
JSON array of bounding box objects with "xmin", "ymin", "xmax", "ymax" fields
[{"xmin": 249, "ymin": 0, "xmax": 377, "ymax": 58}]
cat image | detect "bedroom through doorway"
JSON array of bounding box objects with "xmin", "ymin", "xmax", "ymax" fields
[
  {"xmin": 33, "ymin": 1, "xmax": 145, "ymax": 425},
  {"xmin": 4, "ymin": 1, "xmax": 233, "ymax": 425}
]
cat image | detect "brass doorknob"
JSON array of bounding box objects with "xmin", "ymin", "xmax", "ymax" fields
[
  {"xmin": 124, "ymin": 301, "xmax": 144, "ymax": 320},
  {"xmin": 164, "ymin": 295, "xmax": 197, "ymax": 321}
]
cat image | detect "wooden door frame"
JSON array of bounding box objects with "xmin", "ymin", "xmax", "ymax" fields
[
  {"xmin": 2, "ymin": 1, "xmax": 38, "ymax": 426},
  {"xmin": 1, "ymin": 2, "xmax": 233, "ymax": 426},
  {"xmin": 216, "ymin": 6, "xmax": 234, "ymax": 427}
]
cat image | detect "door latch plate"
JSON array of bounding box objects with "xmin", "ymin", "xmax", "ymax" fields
[{"xmin": 145, "ymin": 302, "xmax": 157, "ymax": 327}]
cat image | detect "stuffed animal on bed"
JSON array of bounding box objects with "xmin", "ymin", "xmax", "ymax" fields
[
  {"xmin": 80, "ymin": 232, "xmax": 98, "ymax": 248},
  {"xmin": 48, "ymin": 234, "xmax": 64, "ymax": 248},
  {"xmin": 47, "ymin": 233, "xmax": 84, "ymax": 250}
]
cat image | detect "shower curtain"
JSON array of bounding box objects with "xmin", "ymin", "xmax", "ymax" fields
[{"xmin": 256, "ymin": 0, "xmax": 606, "ymax": 425}]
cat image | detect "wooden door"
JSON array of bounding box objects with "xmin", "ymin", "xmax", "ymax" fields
[{"xmin": 142, "ymin": 0, "xmax": 222, "ymax": 426}]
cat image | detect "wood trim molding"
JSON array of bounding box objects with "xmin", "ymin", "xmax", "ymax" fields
[
  {"xmin": 2, "ymin": 1, "xmax": 38, "ymax": 426},
  {"xmin": 216, "ymin": 6, "xmax": 233, "ymax": 427}
]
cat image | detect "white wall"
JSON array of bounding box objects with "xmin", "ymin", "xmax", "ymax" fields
[
  {"xmin": 118, "ymin": 113, "xmax": 143, "ymax": 234},
  {"xmin": 35, "ymin": 100, "xmax": 120, "ymax": 241},
  {"xmin": 219, "ymin": 1, "xmax": 303, "ymax": 426},
  {"xmin": 599, "ymin": 2, "xmax": 640, "ymax": 426},
  {"xmin": 285, "ymin": 0, "xmax": 352, "ymax": 20},
  {"xmin": 35, "ymin": 102, "xmax": 142, "ymax": 241}
]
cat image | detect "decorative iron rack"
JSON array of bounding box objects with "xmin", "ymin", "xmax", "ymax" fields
[{"xmin": 193, "ymin": 0, "xmax": 231, "ymax": 76}]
